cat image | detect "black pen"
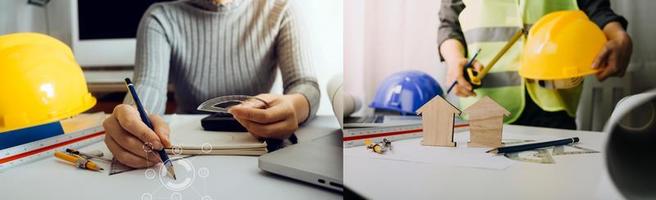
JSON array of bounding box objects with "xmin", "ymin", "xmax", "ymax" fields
[
  {"xmin": 486, "ymin": 137, "xmax": 580, "ymax": 154},
  {"xmin": 125, "ymin": 78, "xmax": 176, "ymax": 180}
]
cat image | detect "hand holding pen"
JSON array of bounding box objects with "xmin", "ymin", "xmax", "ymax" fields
[{"xmin": 101, "ymin": 79, "xmax": 174, "ymax": 175}]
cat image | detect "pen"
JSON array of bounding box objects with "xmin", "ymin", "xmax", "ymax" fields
[
  {"xmin": 446, "ymin": 48, "xmax": 482, "ymax": 94},
  {"xmin": 486, "ymin": 137, "xmax": 580, "ymax": 154},
  {"xmin": 125, "ymin": 78, "xmax": 177, "ymax": 180},
  {"xmin": 54, "ymin": 151, "xmax": 103, "ymax": 171}
]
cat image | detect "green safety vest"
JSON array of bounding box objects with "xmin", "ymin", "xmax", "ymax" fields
[{"xmin": 458, "ymin": 0, "xmax": 582, "ymax": 123}]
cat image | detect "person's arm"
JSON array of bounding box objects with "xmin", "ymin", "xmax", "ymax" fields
[
  {"xmin": 438, "ymin": 0, "xmax": 467, "ymax": 61},
  {"xmin": 438, "ymin": 0, "xmax": 482, "ymax": 97},
  {"xmin": 122, "ymin": 9, "xmax": 172, "ymax": 115},
  {"xmin": 104, "ymin": 6, "xmax": 172, "ymax": 168},
  {"xmin": 578, "ymin": 0, "xmax": 632, "ymax": 81},
  {"xmin": 229, "ymin": 1, "xmax": 320, "ymax": 140},
  {"xmin": 274, "ymin": 2, "xmax": 320, "ymax": 124}
]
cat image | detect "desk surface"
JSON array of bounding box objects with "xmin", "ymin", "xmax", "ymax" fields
[
  {"xmin": 344, "ymin": 125, "xmax": 624, "ymax": 200},
  {"xmin": 0, "ymin": 115, "xmax": 342, "ymax": 200}
]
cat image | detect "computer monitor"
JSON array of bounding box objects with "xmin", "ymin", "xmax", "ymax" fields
[{"xmin": 48, "ymin": 0, "xmax": 171, "ymax": 67}]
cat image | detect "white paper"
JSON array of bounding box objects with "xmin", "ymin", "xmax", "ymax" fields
[
  {"xmin": 344, "ymin": 132, "xmax": 515, "ymax": 170},
  {"xmin": 345, "ymin": 141, "xmax": 512, "ymax": 170}
]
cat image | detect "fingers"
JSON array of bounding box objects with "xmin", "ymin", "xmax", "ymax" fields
[
  {"xmin": 233, "ymin": 116, "xmax": 297, "ymax": 139},
  {"xmin": 455, "ymin": 75, "xmax": 475, "ymax": 97},
  {"xmin": 105, "ymin": 132, "xmax": 158, "ymax": 168},
  {"xmin": 592, "ymin": 44, "xmax": 611, "ymax": 70},
  {"xmin": 229, "ymin": 104, "xmax": 289, "ymax": 124},
  {"xmin": 472, "ymin": 60, "xmax": 484, "ymax": 72},
  {"xmin": 446, "ymin": 58, "xmax": 477, "ymax": 97},
  {"xmin": 149, "ymin": 114, "xmax": 171, "ymax": 148},
  {"xmin": 229, "ymin": 95, "xmax": 299, "ymax": 139},
  {"xmin": 594, "ymin": 42, "xmax": 624, "ymax": 81},
  {"xmin": 113, "ymin": 104, "xmax": 164, "ymax": 150},
  {"xmin": 103, "ymin": 115, "xmax": 161, "ymax": 161}
]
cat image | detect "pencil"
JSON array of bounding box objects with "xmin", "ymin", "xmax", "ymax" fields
[
  {"xmin": 125, "ymin": 78, "xmax": 177, "ymax": 180},
  {"xmin": 486, "ymin": 137, "xmax": 580, "ymax": 154},
  {"xmin": 54, "ymin": 151, "xmax": 103, "ymax": 171}
]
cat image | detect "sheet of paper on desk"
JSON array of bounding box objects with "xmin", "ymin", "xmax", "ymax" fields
[
  {"xmin": 167, "ymin": 115, "xmax": 267, "ymax": 155},
  {"xmin": 344, "ymin": 138, "xmax": 513, "ymax": 170}
]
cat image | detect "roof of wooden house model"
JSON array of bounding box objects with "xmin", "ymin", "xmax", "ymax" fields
[
  {"xmin": 462, "ymin": 96, "xmax": 510, "ymax": 117},
  {"xmin": 416, "ymin": 96, "xmax": 461, "ymax": 115}
]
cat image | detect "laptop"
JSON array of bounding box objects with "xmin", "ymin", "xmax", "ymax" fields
[{"xmin": 258, "ymin": 130, "xmax": 343, "ymax": 191}]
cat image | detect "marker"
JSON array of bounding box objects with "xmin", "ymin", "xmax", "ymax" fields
[
  {"xmin": 125, "ymin": 78, "xmax": 177, "ymax": 180},
  {"xmin": 54, "ymin": 151, "xmax": 103, "ymax": 171},
  {"xmin": 446, "ymin": 48, "xmax": 481, "ymax": 94},
  {"xmin": 486, "ymin": 137, "xmax": 580, "ymax": 154}
]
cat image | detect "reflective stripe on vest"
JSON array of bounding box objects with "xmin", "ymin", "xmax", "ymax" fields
[{"xmin": 458, "ymin": 0, "xmax": 579, "ymax": 122}]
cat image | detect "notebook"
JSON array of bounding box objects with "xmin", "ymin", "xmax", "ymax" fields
[{"xmin": 166, "ymin": 115, "xmax": 268, "ymax": 156}]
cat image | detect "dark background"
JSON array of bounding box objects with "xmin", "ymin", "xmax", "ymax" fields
[{"xmin": 78, "ymin": 0, "xmax": 173, "ymax": 40}]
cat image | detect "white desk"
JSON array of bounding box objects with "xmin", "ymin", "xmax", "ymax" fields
[
  {"xmin": 0, "ymin": 115, "xmax": 342, "ymax": 200},
  {"xmin": 344, "ymin": 125, "xmax": 624, "ymax": 200}
]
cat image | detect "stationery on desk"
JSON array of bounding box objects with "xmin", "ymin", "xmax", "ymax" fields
[
  {"xmin": 486, "ymin": 137, "xmax": 580, "ymax": 154},
  {"xmin": 54, "ymin": 151, "xmax": 103, "ymax": 171},
  {"xmin": 0, "ymin": 113, "xmax": 106, "ymax": 171},
  {"xmin": 165, "ymin": 119, "xmax": 268, "ymax": 156},
  {"xmin": 125, "ymin": 78, "xmax": 176, "ymax": 180}
]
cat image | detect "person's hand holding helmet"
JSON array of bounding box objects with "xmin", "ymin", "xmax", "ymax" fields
[{"xmin": 592, "ymin": 21, "xmax": 633, "ymax": 81}]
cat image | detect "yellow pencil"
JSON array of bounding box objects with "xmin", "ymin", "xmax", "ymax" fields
[{"xmin": 54, "ymin": 151, "xmax": 103, "ymax": 171}]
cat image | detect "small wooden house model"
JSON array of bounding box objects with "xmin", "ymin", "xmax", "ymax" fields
[
  {"xmin": 416, "ymin": 96, "xmax": 461, "ymax": 147},
  {"xmin": 462, "ymin": 96, "xmax": 510, "ymax": 148}
]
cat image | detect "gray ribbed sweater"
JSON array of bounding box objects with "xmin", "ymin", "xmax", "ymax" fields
[{"xmin": 124, "ymin": 0, "xmax": 320, "ymax": 119}]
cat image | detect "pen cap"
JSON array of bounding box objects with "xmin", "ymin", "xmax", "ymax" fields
[{"xmin": 603, "ymin": 89, "xmax": 656, "ymax": 199}]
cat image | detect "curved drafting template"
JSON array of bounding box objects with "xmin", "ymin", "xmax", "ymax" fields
[
  {"xmin": 503, "ymin": 143, "xmax": 599, "ymax": 164},
  {"xmin": 197, "ymin": 95, "xmax": 269, "ymax": 113},
  {"xmin": 505, "ymin": 149, "xmax": 555, "ymax": 164}
]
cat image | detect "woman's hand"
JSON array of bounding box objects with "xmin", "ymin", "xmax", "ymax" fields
[
  {"xmin": 103, "ymin": 104, "xmax": 172, "ymax": 168},
  {"xmin": 229, "ymin": 93, "xmax": 309, "ymax": 140},
  {"xmin": 593, "ymin": 22, "xmax": 633, "ymax": 81}
]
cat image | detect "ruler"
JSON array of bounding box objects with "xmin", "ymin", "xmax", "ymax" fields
[
  {"xmin": 343, "ymin": 123, "xmax": 469, "ymax": 148},
  {"xmin": 0, "ymin": 126, "xmax": 105, "ymax": 172}
]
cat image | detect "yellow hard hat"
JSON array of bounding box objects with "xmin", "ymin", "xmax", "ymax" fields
[
  {"xmin": 0, "ymin": 33, "xmax": 96, "ymax": 133},
  {"xmin": 519, "ymin": 10, "xmax": 607, "ymax": 81}
]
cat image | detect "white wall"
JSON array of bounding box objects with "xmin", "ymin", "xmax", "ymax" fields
[
  {"xmin": 271, "ymin": 0, "xmax": 343, "ymax": 116},
  {"xmin": 0, "ymin": 0, "xmax": 48, "ymax": 34},
  {"xmin": 344, "ymin": 0, "xmax": 445, "ymax": 116}
]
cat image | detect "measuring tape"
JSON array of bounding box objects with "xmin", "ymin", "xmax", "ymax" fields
[
  {"xmin": 343, "ymin": 123, "xmax": 469, "ymax": 148},
  {"xmin": 0, "ymin": 126, "xmax": 105, "ymax": 172}
]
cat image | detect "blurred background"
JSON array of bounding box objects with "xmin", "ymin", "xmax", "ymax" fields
[
  {"xmin": 343, "ymin": 0, "xmax": 655, "ymax": 131},
  {"xmin": 0, "ymin": 0, "xmax": 343, "ymax": 116}
]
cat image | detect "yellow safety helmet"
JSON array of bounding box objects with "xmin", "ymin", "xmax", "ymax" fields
[
  {"xmin": 519, "ymin": 10, "xmax": 607, "ymax": 88},
  {"xmin": 0, "ymin": 33, "xmax": 96, "ymax": 133}
]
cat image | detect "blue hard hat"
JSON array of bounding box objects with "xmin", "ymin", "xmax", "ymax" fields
[{"xmin": 369, "ymin": 70, "xmax": 443, "ymax": 114}]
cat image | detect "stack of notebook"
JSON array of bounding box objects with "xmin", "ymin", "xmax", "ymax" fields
[{"xmin": 166, "ymin": 115, "xmax": 268, "ymax": 156}]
